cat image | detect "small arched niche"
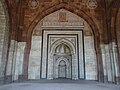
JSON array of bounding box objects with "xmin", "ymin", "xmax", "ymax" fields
[
  {"xmin": 55, "ymin": 43, "xmax": 71, "ymax": 55},
  {"xmin": 58, "ymin": 60, "xmax": 66, "ymax": 78}
]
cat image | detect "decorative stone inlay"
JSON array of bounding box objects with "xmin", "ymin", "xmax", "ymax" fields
[
  {"xmin": 86, "ymin": 0, "xmax": 97, "ymax": 9},
  {"xmin": 41, "ymin": 9, "xmax": 85, "ymax": 28},
  {"xmin": 59, "ymin": 12, "xmax": 67, "ymax": 22},
  {"xmin": 42, "ymin": 21, "xmax": 84, "ymax": 27},
  {"xmin": 28, "ymin": 0, "xmax": 39, "ymax": 9}
]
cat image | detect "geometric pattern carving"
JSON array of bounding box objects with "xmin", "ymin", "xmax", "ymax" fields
[
  {"xmin": 86, "ymin": 0, "xmax": 97, "ymax": 9},
  {"xmin": 28, "ymin": 0, "xmax": 39, "ymax": 9}
]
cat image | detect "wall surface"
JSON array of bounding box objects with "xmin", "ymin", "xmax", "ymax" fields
[
  {"xmin": 0, "ymin": 0, "xmax": 120, "ymax": 85},
  {"xmin": 28, "ymin": 9, "xmax": 97, "ymax": 80},
  {"xmin": 0, "ymin": 0, "xmax": 9, "ymax": 83},
  {"xmin": 28, "ymin": 36, "xmax": 41, "ymax": 79}
]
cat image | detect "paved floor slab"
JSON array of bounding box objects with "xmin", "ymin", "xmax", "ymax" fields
[{"xmin": 0, "ymin": 80, "xmax": 120, "ymax": 90}]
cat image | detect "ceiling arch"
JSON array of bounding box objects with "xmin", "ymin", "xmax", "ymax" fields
[{"xmin": 27, "ymin": 3, "xmax": 100, "ymax": 41}]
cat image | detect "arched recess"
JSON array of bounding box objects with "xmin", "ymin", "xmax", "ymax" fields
[
  {"xmin": 58, "ymin": 60, "xmax": 66, "ymax": 78},
  {"xmin": 24, "ymin": 3, "xmax": 102, "ymax": 81},
  {"xmin": 0, "ymin": 0, "xmax": 9, "ymax": 83},
  {"xmin": 48, "ymin": 39, "xmax": 73, "ymax": 79},
  {"xmin": 50, "ymin": 39, "xmax": 75, "ymax": 55}
]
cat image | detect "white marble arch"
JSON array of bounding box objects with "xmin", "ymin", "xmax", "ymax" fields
[
  {"xmin": 56, "ymin": 57, "xmax": 70, "ymax": 68},
  {"xmin": 47, "ymin": 37, "xmax": 77, "ymax": 79}
]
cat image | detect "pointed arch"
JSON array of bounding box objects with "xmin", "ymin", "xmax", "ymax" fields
[
  {"xmin": 27, "ymin": 3, "xmax": 100, "ymax": 39},
  {"xmin": 56, "ymin": 57, "xmax": 70, "ymax": 66},
  {"xmin": 50, "ymin": 38, "xmax": 75, "ymax": 54},
  {"xmin": 23, "ymin": 2, "xmax": 102, "ymax": 80}
]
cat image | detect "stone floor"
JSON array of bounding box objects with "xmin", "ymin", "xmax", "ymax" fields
[{"xmin": 0, "ymin": 79, "xmax": 120, "ymax": 90}]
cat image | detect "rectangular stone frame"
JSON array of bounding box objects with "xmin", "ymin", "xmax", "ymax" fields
[{"xmin": 41, "ymin": 29, "xmax": 85, "ymax": 80}]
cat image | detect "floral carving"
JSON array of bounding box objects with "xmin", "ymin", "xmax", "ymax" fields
[{"xmin": 87, "ymin": 0, "xmax": 97, "ymax": 9}]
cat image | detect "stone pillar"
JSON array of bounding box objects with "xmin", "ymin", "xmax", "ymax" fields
[
  {"xmin": 41, "ymin": 35, "xmax": 47, "ymax": 79},
  {"xmin": 0, "ymin": 29, "xmax": 9, "ymax": 83},
  {"xmin": 72, "ymin": 54, "xmax": 78, "ymax": 80},
  {"xmin": 6, "ymin": 40, "xmax": 17, "ymax": 82},
  {"xmin": 11, "ymin": 40, "xmax": 18, "ymax": 81},
  {"xmin": 84, "ymin": 36, "xmax": 97, "ymax": 80},
  {"xmin": 105, "ymin": 45, "xmax": 113, "ymax": 82},
  {"xmin": 14, "ymin": 42, "xmax": 26, "ymax": 81},
  {"xmin": 101, "ymin": 45, "xmax": 107, "ymax": 82},
  {"xmin": 111, "ymin": 42, "xmax": 120, "ymax": 84},
  {"xmin": 47, "ymin": 54, "xmax": 54, "ymax": 79},
  {"xmin": 6, "ymin": 41, "xmax": 26, "ymax": 82},
  {"xmin": 101, "ymin": 43, "xmax": 120, "ymax": 84},
  {"xmin": 0, "ymin": 1, "xmax": 8, "ymax": 83},
  {"xmin": 28, "ymin": 36, "xmax": 41, "ymax": 79},
  {"xmin": 79, "ymin": 34, "xmax": 84, "ymax": 79}
]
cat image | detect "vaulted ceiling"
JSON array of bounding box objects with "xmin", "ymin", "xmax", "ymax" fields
[{"xmin": 3, "ymin": 0, "xmax": 120, "ymax": 43}]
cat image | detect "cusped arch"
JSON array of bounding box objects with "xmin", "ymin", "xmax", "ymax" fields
[
  {"xmin": 59, "ymin": 60, "xmax": 66, "ymax": 66},
  {"xmin": 56, "ymin": 57, "xmax": 70, "ymax": 67},
  {"xmin": 55, "ymin": 43, "xmax": 71, "ymax": 54},
  {"xmin": 51, "ymin": 38, "xmax": 75, "ymax": 54}
]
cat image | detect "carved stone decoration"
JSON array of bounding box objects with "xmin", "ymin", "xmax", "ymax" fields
[
  {"xmin": 28, "ymin": 0, "xmax": 39, "ymax": 9},
  {"xmin": 59, "ymin": 12, "xmax": 67, "ymax": 22},
  {"xmin": 86, "ymin": 0, "xmax": 97, "ymax": 9}
]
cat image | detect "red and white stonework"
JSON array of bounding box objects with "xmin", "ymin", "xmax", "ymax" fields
[{"xmin": 0, "ymin": 0, "xmax": 120, "ymax": 85}]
